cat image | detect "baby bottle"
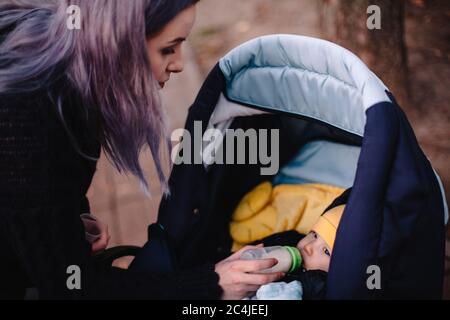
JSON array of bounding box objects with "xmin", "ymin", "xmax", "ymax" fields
[{"xmin": 240, "ymin": 246, "xmax": 302, "ymax": 274}]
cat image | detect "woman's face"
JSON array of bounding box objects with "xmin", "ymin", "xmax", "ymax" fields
[
  {"xmin": 296, "ymin": 231, "xmax": 332, "ymax": 272},
  {"xmin": 146, "ymin": 5, "xmax": 197, "ymax": 89}
]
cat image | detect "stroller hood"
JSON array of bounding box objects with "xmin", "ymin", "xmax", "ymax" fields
[
  {"xmin": 219, "ymin": 34, "xmax": 390, "ymax": 137},
  {"xmin": 157, "ymin": 35, "xmax": 448, "ymax": 299}
]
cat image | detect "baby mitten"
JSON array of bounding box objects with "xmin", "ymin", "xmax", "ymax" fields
[{"xmin": 256, "ymin": 281, "xmax": 303, "ymax": 300}]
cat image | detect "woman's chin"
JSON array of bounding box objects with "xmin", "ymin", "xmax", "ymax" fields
[{"xmin": 158, "ymin": 82, "xmax": 165, "ymax": 89}]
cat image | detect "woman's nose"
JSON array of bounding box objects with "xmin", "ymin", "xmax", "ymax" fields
[{"xmin": 167, "ymin": 56, "xmax": 184, "ymax": 73}]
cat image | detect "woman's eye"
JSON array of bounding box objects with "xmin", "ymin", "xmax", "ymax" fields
[{"xmin": 161, "ymin": 47, "xmax": 175, "ymax": 55}]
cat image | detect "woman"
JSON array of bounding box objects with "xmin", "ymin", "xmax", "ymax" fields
[{"xmin": 0, "ymin": 0, "xmax": 283, "ymax": 299}]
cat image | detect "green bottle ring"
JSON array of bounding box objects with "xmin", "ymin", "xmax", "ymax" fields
[{"xmin": 284, "ymin": 246, "xmax": 302, "ymax": 273}]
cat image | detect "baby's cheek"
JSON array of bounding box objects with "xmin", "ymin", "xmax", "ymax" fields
[
  {"xmin": 302, "ymin": 255, "xmax": 329, "ymax": 272},
  {"xmin": 301, "ymin": 255, "xmax": 312, "ymax": 270},
  {"xmin": 321, "ymin": 256, "xmax": 331, "ymax": 272}
]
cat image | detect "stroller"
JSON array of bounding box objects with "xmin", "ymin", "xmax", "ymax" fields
[{"xmin": 112, "ymin": 35, "xmax": 449, "ymax": 299}]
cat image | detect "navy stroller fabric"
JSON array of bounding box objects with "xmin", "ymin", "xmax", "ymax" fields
[
  {"xmin": 156, "ymin": 35, "xmax": 447, "ymax": 299},
  {"xmin": 328, "ymin": 94, "xmax": 446, "ymax": 299}
]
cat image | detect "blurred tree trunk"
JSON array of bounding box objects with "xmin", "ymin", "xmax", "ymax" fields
[{"xmin": 319, "ymin": 0, "xmax": 409, "ymax": 107}]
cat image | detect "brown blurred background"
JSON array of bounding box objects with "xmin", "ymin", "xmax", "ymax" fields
[{"xmin": 87, "ymin": 0, "xmax": 450, "ymax": 297}]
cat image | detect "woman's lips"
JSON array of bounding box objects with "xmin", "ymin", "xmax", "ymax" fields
[{"xmin": 159, "ymin": 82, "xmax": 165, "ymax": 89}]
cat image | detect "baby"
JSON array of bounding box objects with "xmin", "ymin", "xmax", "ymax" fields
[
  {"xmin": 296, "ymin": 204, "xmax": 344, "ymax": 272},
  {"xmin": 245, "ymin": 203, "xmax": 345, "ymax": 300}
]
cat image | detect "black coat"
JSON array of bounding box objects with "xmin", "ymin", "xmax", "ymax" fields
[{"xmin": 0, "ymin": 84, "xmax": 221, "ymax": 299}]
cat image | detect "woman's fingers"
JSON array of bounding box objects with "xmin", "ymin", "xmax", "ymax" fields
[
  {"xmin": 239, "ymin": 271, "xmax": 284, "ymax": 286},
  {"xmin": 226, "ymin": 244, "xmax": 265, "ymax": 261},
  {"xmin": 215, "ymin": 246, "xmax": 282, "ymax": 300},
  {"xmin": 232, "ymin": 257, "xmax": 278, "ymax": 273},
  {"xmin": 91, "ymin": 222, "xmax": 109, "ymax": 253},
  {"xmin": 244, "ymin": 285, "xmax": 260, "ymax": 293},
  {"xmin": 240, "ymin": 284, "xmax": 260, "ymax": 298},
  {"xmin": 80, "ymin": 214, "xmax": 110, "ymax": 253}
]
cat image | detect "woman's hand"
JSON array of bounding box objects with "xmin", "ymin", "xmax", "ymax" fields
[
  {"xmin": 215, "ymin": 245, "xmax": 284, "ymax": 300},
  {"xmin": 80, "ymin": 214, "xmax": 110, "ymax": 253},
  {"xmin": 90, "ymin": 219, "xmax": 110, "ymax": 253}
]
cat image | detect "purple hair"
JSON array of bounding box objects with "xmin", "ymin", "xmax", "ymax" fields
[{"xmin": 0, "ymin": 0, "xmax": 199, "ymax": 195}]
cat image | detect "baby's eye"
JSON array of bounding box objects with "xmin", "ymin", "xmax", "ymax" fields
[
  {"xmin": 323, "ymin": 248, "xmax": 331, "ymax": 257},
  {"xmin": 312, "ymin": 232, "xmax": 318, "ymax": 239}
]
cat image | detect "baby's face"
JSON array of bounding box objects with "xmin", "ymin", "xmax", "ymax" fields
[{"xmin": 296, "ymin": 231, "xmax": 331, "ymax": 272}]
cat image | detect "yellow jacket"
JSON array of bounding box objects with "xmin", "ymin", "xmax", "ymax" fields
[{"xmin": 230, "ymin": 182, "xmax": 344, "ymax": 250}]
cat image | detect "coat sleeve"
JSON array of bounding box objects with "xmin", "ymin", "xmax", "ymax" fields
[{"xmin": 0, "ymin": 95, "xmax": 222, "ymax": 299}]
